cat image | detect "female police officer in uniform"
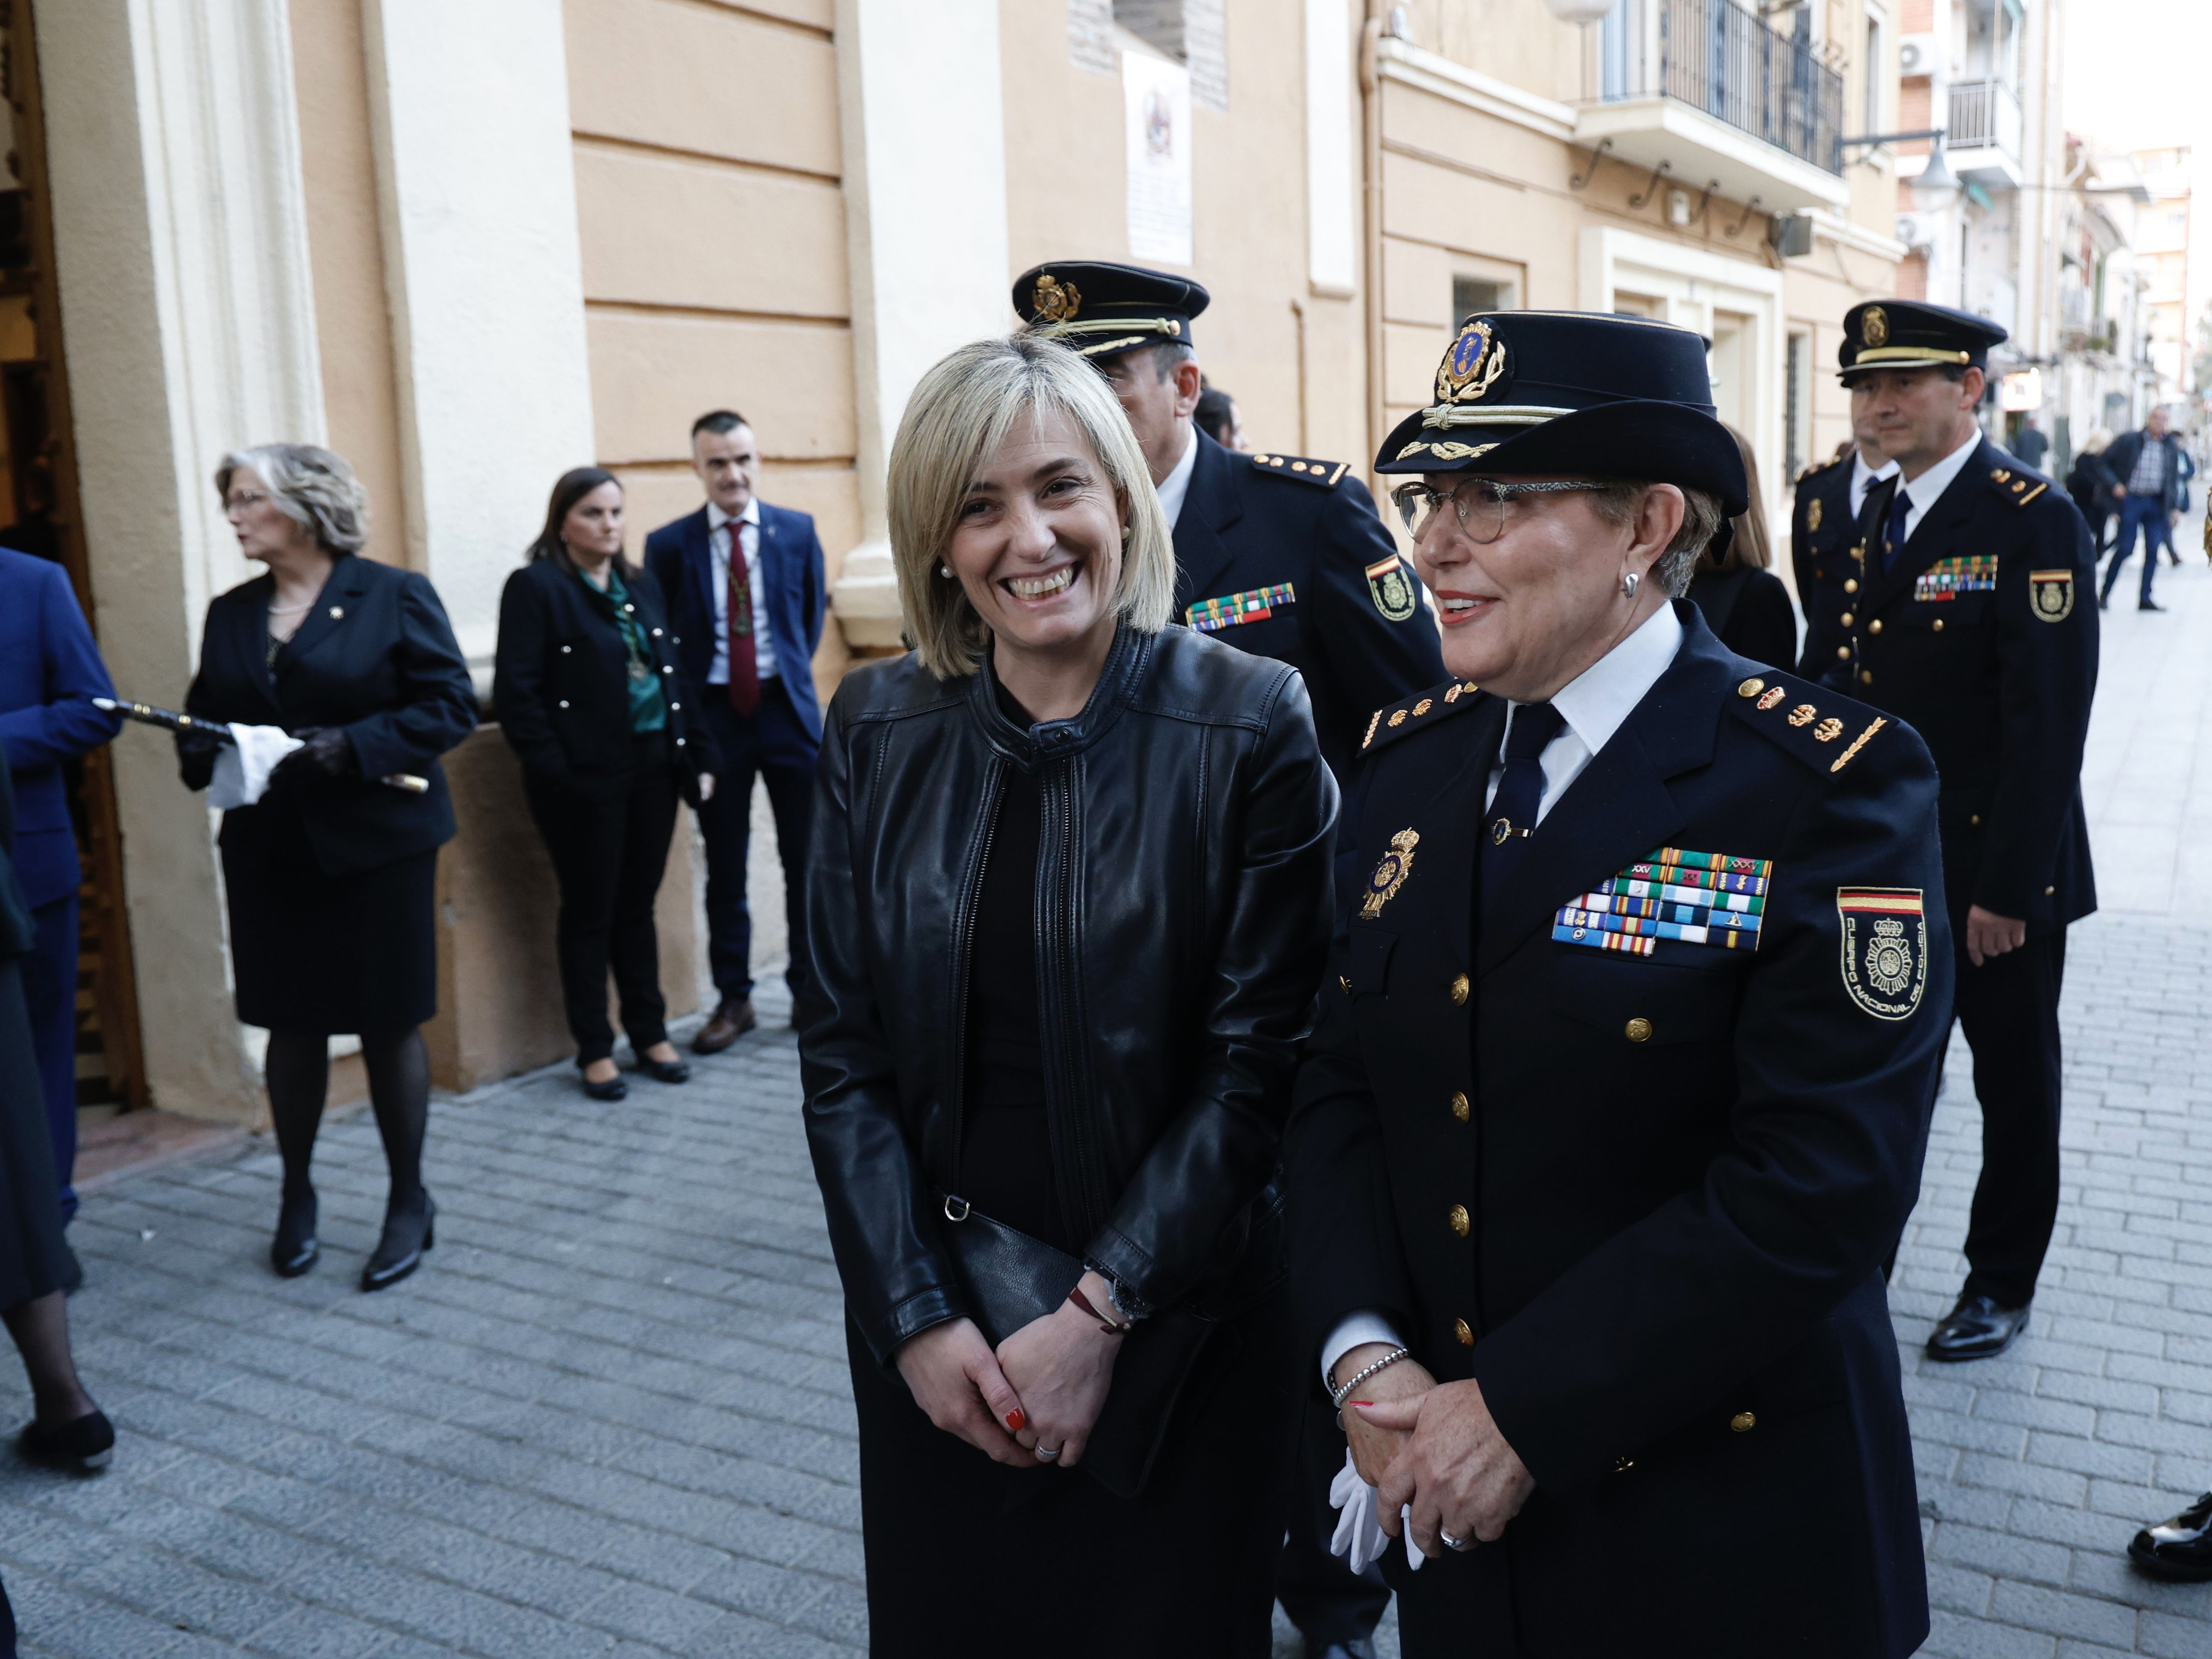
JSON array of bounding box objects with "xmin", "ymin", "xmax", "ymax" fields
[{"xmin": 1285, "ymin": 311, "xmax": 1952, "ymax": 1657}]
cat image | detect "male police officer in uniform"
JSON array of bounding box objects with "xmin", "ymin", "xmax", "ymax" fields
[
  {"xmin": 1792, "ymin": 404, "xmax": 1896, "ymax": 672},
  {"xmin": 1014, "ymin": 261, "xmax": 1444, "ymax": 789},
  {"xmin": 1016, "ymin": 261, "xmax": 1443, "ymax": 1659},
  {"xmin": 1285, "ymin": 310, "xmax": 1950, "ymax": 1656},
  {"xmin": 1823, "ymin": 300, "xmax": 2097, "ymax": 1362}
]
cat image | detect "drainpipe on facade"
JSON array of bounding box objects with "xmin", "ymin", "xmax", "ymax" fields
[{"xmin": 1359, "ymin": 2, "xmax": 1386, "ymax": 485}]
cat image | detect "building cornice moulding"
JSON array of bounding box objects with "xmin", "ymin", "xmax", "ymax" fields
[
  {"xmin": 1802, "ymin": 207, "xmax": 1908, "ymax": 262},
  {"xmin": 1374, "ymin": 36, "xmax": 1577, "ymax": 143}
]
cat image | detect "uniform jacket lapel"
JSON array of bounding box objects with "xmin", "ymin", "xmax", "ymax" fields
[
  {"xmin": 680, "ymin": 508, "xmax": 716, "ymax": 628},
  {"xmin": 1371, "ymin": 695, "xmax": 1501, "ymax": 982},
  {"xmin": 273, "ymin": 555, "xmax": 367, "ymax": 681},
  {"xmin": 1170, "ymin": 431, "xmax": 1243, "ymax": 615},
  {"xmin": 1863, "ymin": 440, "xmax": 1993, "ymax": 615},
  {"xmin": 1473, "ymin": 611, "xmax": 1730, "ymax": 976}
]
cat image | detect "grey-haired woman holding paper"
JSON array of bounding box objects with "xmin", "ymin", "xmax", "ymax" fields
[{"xmin": 179, "ymin": 444, "xmax": 476, "ymax": 1290}]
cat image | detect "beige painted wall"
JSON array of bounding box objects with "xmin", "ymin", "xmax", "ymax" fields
[
  {"xmin": 566, "ymin": 0, "xmax": 860, "ymax": 706},
  {"xmin": 997, "ymin": 8, "xmax": 1369, "ymax": 470}
]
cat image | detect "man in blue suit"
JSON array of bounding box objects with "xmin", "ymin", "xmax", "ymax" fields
[
  {"xmin": 645, "ymin": 410, "xmax": 826, "ymax": 1049},
  {"xmin": 0, "ymin": 544, "xmax": 121, "ymax": 1228}
]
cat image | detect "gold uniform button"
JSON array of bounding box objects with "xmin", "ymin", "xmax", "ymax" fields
[
  {"xmin": 1932, "ymin": 619, "xmax": 1944, "ymax": 633},
  {"xmin": 1839, "ymin": 612, "xmax": 1854, "ymax": 627},
  {"xmin": 1448, "ymin": 1204, "xmax": 1470, "ymax": 1238},
  {"xmin": 1731, "ymin": 1411, "xmax": 1756, "ymax": 1433},
  {"xmin": 1624, "ymin": 1017, "xmax": 1653, "ymax": 1043},
  {"xmin": 1868, "ymin": 619, "xmax": 1883, "ymax": 635},
  {"xmin": 2045, "ymin": 884, "xmax": 2056, "ymax": 895},
  {"xmin": 1450, "ymin": 1090, "xmax": 1470, "ymax": 1123},
  {"xmin": 1860, "ymin": 670, "xmax": 1874, "ymax": 684},
  {"xmin": 1737, "ymin": 677, "xmax": 1766, "ymax": 698},
  {"xmin": 1836, "ymin": 646, "xmax": 1850, "ymax": 661},
  {"xmin": 1449, "ymin": 973, "xmax": 1470, "ymax": 1006},
  {"xmin": 1453, "ymin": 1318, "xmax": 1474, "ymax": 1347},
  {"xmin": 1969, "ymin": 815, "xmax": 1981, "ymax": 827},
  {"xmin": 1843, "ymin": 578, "xmax": 1858, "ymax": 594}
]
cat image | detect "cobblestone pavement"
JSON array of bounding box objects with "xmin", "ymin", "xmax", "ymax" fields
[{"xmin": 7, "ymin": 546, "xmax": 2212, "ymax": 1657}]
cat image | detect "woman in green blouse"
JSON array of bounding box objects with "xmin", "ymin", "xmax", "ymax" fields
[{"xmin": 494, "ymin": 468, "xmax": 711, "ymax": 1100}]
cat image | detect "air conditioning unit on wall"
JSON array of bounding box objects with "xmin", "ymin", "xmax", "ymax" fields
[{"xmin": 1896, "ymin": 35, "xmax": 1938, "ymax": 77}]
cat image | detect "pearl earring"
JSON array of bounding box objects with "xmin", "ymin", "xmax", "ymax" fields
[
  {"xmin": 1621, "ymin": 571, "xmax": 1641, "ymax": 599},
  {"xmin": 939, "ymin": 563, "xmax": 954, "ymax": 579}
]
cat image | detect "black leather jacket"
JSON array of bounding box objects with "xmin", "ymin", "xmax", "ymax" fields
[{"xmin": 800, "ymin": 623, "xmax": 1338, "ymax": 1366}]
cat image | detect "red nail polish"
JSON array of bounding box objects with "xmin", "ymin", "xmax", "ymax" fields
[
  {"xmin": 1350, "ymin": 1401, "xmax": 1372, "ymax": 1407},
  {"xmin": 1006, "ymin": 1409, "xmax": 1026, "ymax": 1433}
]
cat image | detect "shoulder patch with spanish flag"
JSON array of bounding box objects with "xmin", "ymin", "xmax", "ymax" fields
[{"xmin": 1837, "ymin": 888, "xmax": 1928, "ymax": 1020}]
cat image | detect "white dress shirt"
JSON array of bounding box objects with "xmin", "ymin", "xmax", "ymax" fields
[
  {"xmin": 707, "ymin": 499, "xmax": 779, "ymax": 685},
  {"xmin": 1155, "ymin": 426, "xmax": 1199, "ymax": 531},
  {"xmin": 1322, "ymin": 601, "xmax": 1687, "ymax": 1386},
  {"xmin": 1849, "ymin": 451, "xmax": 1900, "ymax": 521},
  {"xmin": 1890, "ymin": 430, "xmax": 1983, "ymax": 546}
]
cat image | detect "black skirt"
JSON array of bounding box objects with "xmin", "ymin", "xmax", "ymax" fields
[
  {"xmin": 847, "ymin": 1283, "xmax": 1298, "ymax": 1659},
  {"xmin": 0, "ymin": 958, "xmax": 71, "ymax": 1309},
  {"xmin": 221, "ymin": 801, "xmax": 438, "ymax": 1035}
]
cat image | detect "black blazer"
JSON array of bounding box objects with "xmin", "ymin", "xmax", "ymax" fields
[
  {"xmin": 185, "ymin": 555, "xmax": 478, "ymax": 877},
  {"xmin": 491, "ymin": 557, "xmax": 696, "ymax": 799},
  {"xmin": 1288, "ymin": 607, "xmax": 1947, "ymax": 1655},
  {"xmin": 1806, "ymin": 439, "xmax": 2097, "ymax": 933},
  {"xmin": 1686, "ymin": 565, "xmax": 1797, "ymax": 670}
]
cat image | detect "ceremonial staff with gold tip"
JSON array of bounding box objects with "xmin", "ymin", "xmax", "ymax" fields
[
  {"xmin": 96, "ymin": 698, "xmax": 429, "ymax": 793},
  {"xmin": 1817, "ymin": 299, "xmax": 2099, "ymax": 1365},
  {"xmin": 1284, "ymin": 309, "xmax": 1951, "ymax": 1657}
]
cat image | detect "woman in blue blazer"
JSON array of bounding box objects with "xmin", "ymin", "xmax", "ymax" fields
[{"xmin": 181, "ymin": 445, "xmax": 477, "ymax": 1291}]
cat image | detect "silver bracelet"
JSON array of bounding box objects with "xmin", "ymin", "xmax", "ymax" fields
[{"xmin": 1329, "ymin": 1345, "xmax": 1410, "ymax": 1412}]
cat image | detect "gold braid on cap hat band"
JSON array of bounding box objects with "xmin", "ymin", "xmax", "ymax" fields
[
  {"xmin": 1845, "ymin": 347, "xmax": 1974, "ymax": 366},
  {"xmin": 1031, "ymin": 316, "xmax": 1185, "ymax": 342}
]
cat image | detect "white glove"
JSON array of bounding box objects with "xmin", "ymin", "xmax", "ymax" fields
[
  {"xmin": 1327, "ymin": 1447, "xmax": 1422, "ymax": 1574},
  {"xmin": 209, "ymin": 724, "xmax": 303, "ymax": 809}
]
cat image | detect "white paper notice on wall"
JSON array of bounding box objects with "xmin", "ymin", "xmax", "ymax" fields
[{"xmin": 1123, "ymin": 51, "xmax": 1194, "ymax": 267}]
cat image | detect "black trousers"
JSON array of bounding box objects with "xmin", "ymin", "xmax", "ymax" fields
[
  {"xmin": 695, "ymin": 684, "xmax": 816, "ymax": 1000},
  {"xmin": 524, "ymin": 736, "xmax": 679, "ymax": 1064},
  {"xmin": 1955, "ymin": 925, "xmax": 2067, "ymax": 1307}
]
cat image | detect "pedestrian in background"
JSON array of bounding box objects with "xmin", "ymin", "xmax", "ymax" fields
[
  {"xmin": 2099, "ymin": 406, "xmax": 2192, "ymax": 611},
  {"xmin": 0, "ymin": 545, "xmax": 120, "ymax": 1253},
  {"xmin": 1686, "ymin": 424, "xmax": 1797, "ymax": 669},
  {"xmin": 644, "ymin": 411, "xmax": 826, "ymax": 1051},
  {"xmin": 2066, "ymin": 429, "xmax": 2117, "ymax": 553},
  {"xmin": 177, "ymin": 445, "xmax": 476, "ymax": 1290},
  {"xmin": 2010, "ymin": 417, "xmax": 2049, "ymax": 472},
  {"xmin": 802, "ymin": 334, "xmax": 1335, "ymax": 1657},
  {"xmin": 495, "ymin": 468, "xmax": 702, "ymax": 1102},
  {"xmin": 0, "ymin": 759, "xmax": 112, "ymax": 1475},
  {"xmin": 1195, "ymin": 383, "xmax": 1247, "ymax": 451}
]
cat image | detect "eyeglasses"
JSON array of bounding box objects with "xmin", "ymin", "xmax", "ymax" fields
[
  {"xmin": 1389, "ymin": 478, "xmax": 1606, "ymax": 542},
  {"xmin": 225, "ymin": 490, "xmax": 270, "ymax": 516}
]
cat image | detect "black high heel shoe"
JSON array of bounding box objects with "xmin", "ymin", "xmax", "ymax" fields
[
  {"xmin": 19, "ymin": 1409, "xmax": 115, "ymax": 1473},
  {"xmin": 361, "ymin": 1192, "xmax": 435, "ymax": 1293},
  {"xmin": 271, "ymin": 1187, "xmax": 319, "ymax": 1278}
]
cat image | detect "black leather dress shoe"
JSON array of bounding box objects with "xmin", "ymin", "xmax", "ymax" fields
[
  {"xmin": 580, "ymin": 1070, "xmax": 628, "ymax": 1102},
  {"xmin": 2131, "ymin": 1492, "xmax": 2212, "ymax": 1579},
  {"xmin": 19, "ymin": 1409, "xmax": 115, "ymax": 1472},
  {"xmin": 1926, "ymin": 1293, "xmax": 2031, "ymax": 1361},
  {"xmin": 2140, "ymin": 599, "xmax": 2168, "ymax": 612},
  {"xmin": 361, "ymin": 1193, "xmax": 434, "ymax": 1293},
  {"xmin": 638, "ymin": 1055, "xmax": 691, "ymax": 1085},
  {"xmin": 271, "ymin": 1188, "xmax": 319, "ymax": 1279}
]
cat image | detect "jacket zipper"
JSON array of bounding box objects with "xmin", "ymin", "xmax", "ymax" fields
[
  {"xmin": 1039, "ymin": 755, "xmax": 1109, "ymax": 1245},
  {"xmin": 943, "ymin": 758, "xmax": 1006, "ymax": 1188}
]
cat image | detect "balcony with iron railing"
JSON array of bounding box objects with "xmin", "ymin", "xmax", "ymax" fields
[
  {"xmin": 1576, "ymin": 0, "xmax": 1849, "ymax": 213},
  {"xmin": 1943, "ymin": 79, "xmax": 2023, "ymax": 188}
]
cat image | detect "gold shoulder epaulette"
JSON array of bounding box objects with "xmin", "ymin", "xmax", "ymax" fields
[
  {"xmin": 1986, "ymin": 465, "xmax": 2050, "ymax": 509},
  {"xmin": 1249, "ymin": 452, "xmax": 1350, "ymax": 488},
  {"xmin": 1728, "ymin": 672, "xmax": 1891, "ymax": 777},
  {"xmin": 1798, "ymin": 452, "xmax": 1847, "ymax": 480},
  {"xmin": 1361, "ymin": 678, "xmax": 1483, "ymax": 755}
]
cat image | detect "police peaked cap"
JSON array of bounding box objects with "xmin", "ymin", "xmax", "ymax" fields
[
  {"xmin": 1374, "ymin": 310, "xmax": 1748, "ymax": 517},
  {"xmin": 1837, "ymin": 299, "xmax": 2007, "ymax": 382},
  {"xmin": 1011, "ymin": 260, "xmax": 1209, "ymax": 360}
]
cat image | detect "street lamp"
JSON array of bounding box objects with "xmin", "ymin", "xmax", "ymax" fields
[
  {"xmin": 1913, "ymin": 138, "xmax": 1960, "ymax": 209},
  {"xmin": 1541, "ymin": 0, "xmax": 1619, "ymax": 20}
]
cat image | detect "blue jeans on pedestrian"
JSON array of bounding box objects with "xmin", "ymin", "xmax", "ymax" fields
[{"xmin": 2101, "ymin": 495, "xmax": 2171, "ymax": 606}]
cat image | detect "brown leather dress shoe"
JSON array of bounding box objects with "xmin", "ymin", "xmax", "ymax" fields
[{"xmin": 691, "ymin": 997, "xmax": 757, "ymax": 1054}]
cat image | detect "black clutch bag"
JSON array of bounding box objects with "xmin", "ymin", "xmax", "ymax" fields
[{"xmin": 934, "ymin": 1193, "xmax": 1218, "ymax": 1500}]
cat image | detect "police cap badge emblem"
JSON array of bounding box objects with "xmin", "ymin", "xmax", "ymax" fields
[
  {"xmin": 1434, "ymin": 318, "xmax": 1506, "ymax": 405},
  {"xmin": 1861, "ymin": 306, "xmax": 1889, "ymax": 348},
  {"xmin": 1361, "ymin": 829, "xmax": 1421, "ymax": 920},
  {"xmin": 1836, "ymin": 888, "xmax": 1926, "ymax": 1020},
  {"xmin": 1032, "ymin": 274, "xmax": 1081, "ymax": 324}
]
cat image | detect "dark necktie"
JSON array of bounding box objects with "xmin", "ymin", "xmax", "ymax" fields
[
  {"xmin": 725, "ymin": 517, "xmax": 760, "ymax": 716},
  {"xmin": 1481, "ymin": 701, "xmax": 1565, "ymax": 914},
  {"xmin": 1883, "ymin": 482, "xmax": 1911, "ymax": 573}
]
